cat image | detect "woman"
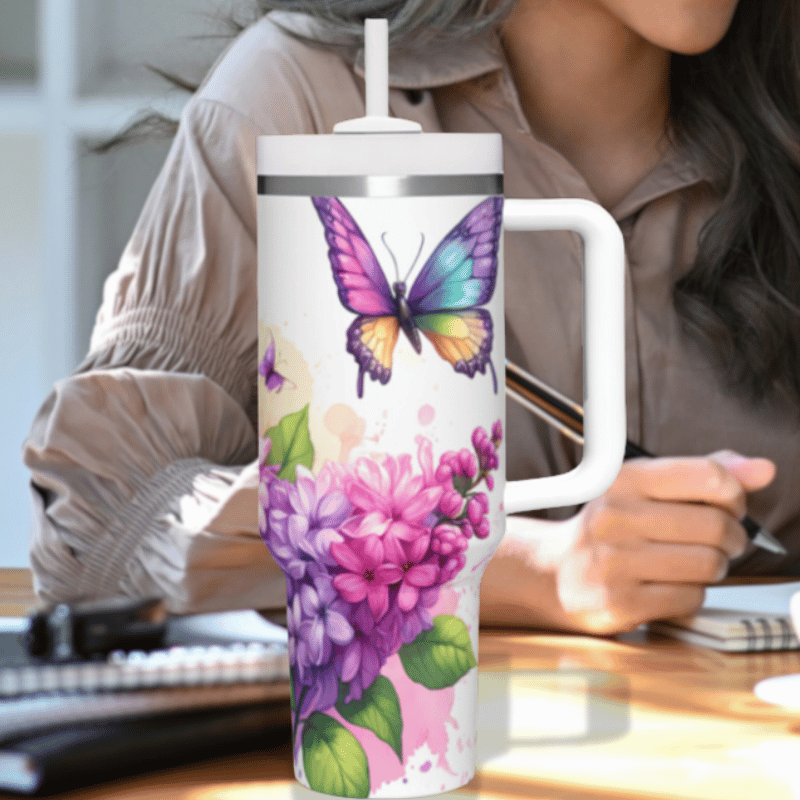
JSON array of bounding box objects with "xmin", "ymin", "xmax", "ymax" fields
[{"xmin": 23, "ymin": 0, "xmax": 800, "ymax": 634}]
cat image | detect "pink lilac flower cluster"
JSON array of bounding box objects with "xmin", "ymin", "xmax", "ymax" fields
[{"xmin": 259, "ymin": 422, "xmax": 502, "ymax": 721}]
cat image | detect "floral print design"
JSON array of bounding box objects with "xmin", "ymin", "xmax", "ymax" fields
[
  {"xmin": 259, "ymin": 347, "xmax": 503, "ymax": 797},
  {"xmin": 259, "ymin": 369, "xmax": 502, "ymax": 797}
]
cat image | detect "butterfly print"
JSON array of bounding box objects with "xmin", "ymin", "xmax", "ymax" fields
[
  {"xmin": 311, "ymin": 196, "xmax": 502, "ymax": 398},
  {"xmin": 259, "ymin": 335, "xmax": 286, "ymax": 393}
]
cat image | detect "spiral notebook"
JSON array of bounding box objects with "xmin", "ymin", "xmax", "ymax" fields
[
  {"xmin": 648, "ymin": 580, "xmax": 800, "ymax": 652},
  {"xmin": 0, "ymin": 610, "xmax": 291, "ymax": 737},
  {"xmin": 0, "ymin": 609, "xmax": 292, "ymax": 793}
]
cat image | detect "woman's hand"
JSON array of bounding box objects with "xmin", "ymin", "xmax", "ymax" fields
[
  {"xmin": 480, "ymin": 450, "xmax": 776, "ymax": 636},
  {"xmin": 553, "ymin": 450, "xmax": 776, "ymax": 634}
]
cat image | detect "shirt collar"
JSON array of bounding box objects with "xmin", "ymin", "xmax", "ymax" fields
[{"xmin": 609, "ymin": 149, "xmax": 706, "ymax": 221}]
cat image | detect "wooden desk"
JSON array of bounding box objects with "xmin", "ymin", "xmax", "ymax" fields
[
  {"xmin": 3, "ymin": 570, "xmax": 800, "ymax": 800},
  {"xmin": 0, "ymin": 568, "xmax": 38, "ymax": 616}
]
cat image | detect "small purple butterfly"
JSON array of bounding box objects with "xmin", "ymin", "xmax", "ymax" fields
[{"xmin": 259, "ymin": 336, "xmax": 286, "ymax": 393}]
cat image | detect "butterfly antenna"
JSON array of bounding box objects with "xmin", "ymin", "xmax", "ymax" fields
[
  {"xmin": 403, "ymin": 233, "xmax": 425, "ymax": 283},
  {"xmin": 381, "ymin": 232, "xmax": 401, "ymax": 282}
]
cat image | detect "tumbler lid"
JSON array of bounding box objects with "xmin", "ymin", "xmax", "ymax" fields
[{"xmin": 257, "ymin": 132, "xmax": 501, "ymax": 180}]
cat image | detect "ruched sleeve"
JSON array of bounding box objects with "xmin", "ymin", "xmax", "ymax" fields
[
  {"xmin": 24, "ymin": 371, "xmax": 283, "ymax": 613},
  {"xmin": 22, "ymin": 69, "xmax": 315, "ymax": 612}
]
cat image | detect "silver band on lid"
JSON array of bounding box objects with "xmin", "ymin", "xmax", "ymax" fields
[{"xmin": 257, "ymin": 174, "xmax": 503, "ymax": 197}]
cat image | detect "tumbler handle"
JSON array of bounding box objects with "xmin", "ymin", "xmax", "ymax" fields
[{"xmin": 502, "ymin": 198, "xmax": 626, "ymax": 513}]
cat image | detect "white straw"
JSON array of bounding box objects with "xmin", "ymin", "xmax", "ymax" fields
[
  {"xmin": 364, "ymin": 18, "xmax": 389, "ymax": 118},
  {"xmin": 333, "ymin": 18, "xmax": 420, "ymax": 132}
]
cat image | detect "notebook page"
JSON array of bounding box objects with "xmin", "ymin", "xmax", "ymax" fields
[
  {"xmin": 702, "ymin": 581, "xmax": 800, "ymax": 615},
  {"xmin": 166, "ymin": 609, "xmax": 288, "ymax": 646}
]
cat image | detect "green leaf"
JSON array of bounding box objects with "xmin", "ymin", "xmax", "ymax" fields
[
  {"xmin": 398, "ymin": 614, "xmax": 477, "ymax": 690},
  {"xmin": 302, "ymin": 712, "xmax": 370, "ymax": 798},
  {"xmin": 336, "ymin": 676, "xmax": 403, "ymax": 761},
  {"xmin": 265, "ymin": 405, "xmax": 314, "ymax": 482}
]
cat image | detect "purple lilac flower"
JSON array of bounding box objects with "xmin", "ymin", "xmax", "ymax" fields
[
  {"xmin": 299, "ymin": 572, "xmax": 354, "ymax": 666},
  {"xmin": 297, "ymin": 663, "xmax": 339, "ymax": 718},
  {"xmin": 376, "ymin": 586, "xmax": 439, "ymax": 654},
  {"xmin": 439, "ymin": 489, "xmax": 463, "ymax": 518},
  {"xmin": 341, "ymin": 454, "xmax": 444, "ymax": 553},
  {"xmin": 385, "ymin": 535, "xmax": 439, "ymax": 613},
  {"xmin": 431, "ymin": 523, "xmax": 469, "ymax": 556},
  {"xmin": 286, "ymin": 592, "xmax": 306, "ymax": 681},
  {"xmin": 258, "ymin": 479, "xmax": 270, "ymax": 544},
  {"xmin": 472, "ymin": 427, "xmax": 500, "ymax": 473},
  {"xmin": 331, "ymin": 534, "xmax": 399, "ymax": 620},
  {"xmin": 492, "ymin": 420, "xmax": 503, "ymax": 445},
  {"xmin": 268, "ymin": 424, "xmax": 503, "ymax": 723},
  {"xmin": 439, "ymin": 553, "xmax": 467, "ymax": 583},
  {"xmin": 266, "ymin": 465, "xmax": 352, "ymax": 582},
  {"xmin": 258, "ymin": 438, "xmax": 278, "ymax": 545},
  {"xmin": 288, "ymin": 572, "xmax": 354, "ymax": 717},
  {"xmin": 330, "ymin": 600, "xmax": 383, "ymax": 703},
  {"xmin": 335, "ymin": 631, "xmax": 383, "ymax": 702}
]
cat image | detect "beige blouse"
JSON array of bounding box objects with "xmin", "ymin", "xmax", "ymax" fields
[{"xmin": 23, "ymin": 12, "xmax": 800, "ymax": 614}]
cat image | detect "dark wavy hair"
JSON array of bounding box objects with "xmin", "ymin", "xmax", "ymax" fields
[
  {"xmin": 103, "ymin": 0, "xmax": 800, "ymax": 410},
  {"xmin": 669, "ymin": 0, "xmax": 800, "ymax": 410}
]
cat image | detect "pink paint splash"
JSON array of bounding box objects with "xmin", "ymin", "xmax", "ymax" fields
[
  {"xmin": 331, "ymin": 653, "xmax": 458, "ymax": 795},
  {"xmin": 323, "ymin": 404, "xmax": 366, "ymax": 462},
  {"xmin": 417, "ymin": 404, "xmax": 435, "ymax": 426},
  {"xmin": 430, "ymin": 585, "xmax": 460, "ymax": 616},
  {"xmin": 385, "ymin": 655, "xmax": 458, "ymax": 780}
]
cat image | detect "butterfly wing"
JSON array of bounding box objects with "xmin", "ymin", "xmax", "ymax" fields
[
  {"xmin": 312, "ymin": 196, "xmax": 396, "ymax": 316},
  {"xmin": 407, "ymin": 197, "xmax": 502, "ymax": 313},
  {"xmin": 347, "ymin": 315, "xmax": 401, "ymax": 398},
  {"xmin": 415, "ymin": 310, "xmax": 497, "ymax": 392},
  {"xmin": 312, "ymin": 197, "xmax": 400, "ymax": 396},
  {"xmin": 407, "ymin": 197, "xmax": 502, "ymax": 391}
]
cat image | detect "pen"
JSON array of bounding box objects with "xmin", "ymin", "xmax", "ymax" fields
[{"xmin": 505, "ymin": 358, "xmax": 787, "ymax": 556}]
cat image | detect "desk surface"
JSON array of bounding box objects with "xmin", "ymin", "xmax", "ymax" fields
[{"xmin": 3, "ymin": 570, "xmax": 800, "ymax": 800}]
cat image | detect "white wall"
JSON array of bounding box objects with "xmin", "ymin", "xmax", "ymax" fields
[
  {"xmin": 0, "ymin": 135, "xmax": 45, "ymax": 567},
  {"xmin": 0, "ymin": 0, "xmax": 242, "ymax": 568}
]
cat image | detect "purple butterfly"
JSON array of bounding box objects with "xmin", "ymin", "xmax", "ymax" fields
[
  {"xmin": 311, "ymin": 196, "xmax": 502, "ymax": 398},
  {"xmin": 259, "ymin": 336, "xmax": 286, "ymax": 393}
]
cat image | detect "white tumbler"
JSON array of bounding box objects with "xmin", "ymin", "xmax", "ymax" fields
[{"xmin": 256, "ymin": 19, "xmax": 626, "ymax": 798}]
